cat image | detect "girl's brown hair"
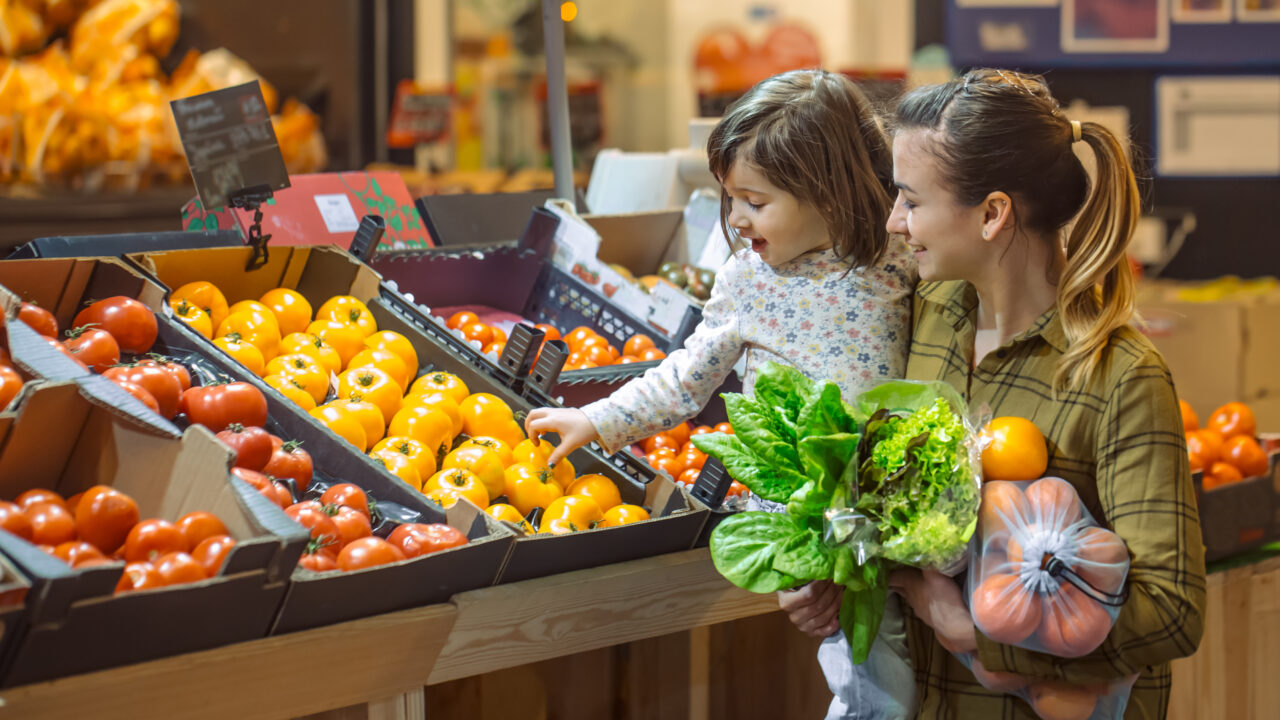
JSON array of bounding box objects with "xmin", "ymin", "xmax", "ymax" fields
[
  {"xmin": 707, "ymin": 69, "xmax": 895, "ymax": 268},
  {"xmin": 893, "ymin": 68, "xmax": 1140, "ymax": 393}
]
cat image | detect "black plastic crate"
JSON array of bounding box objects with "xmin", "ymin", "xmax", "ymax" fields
[{"xmin": 1192, "ymin": 450, "xmax": 1280, "ymax": 562}]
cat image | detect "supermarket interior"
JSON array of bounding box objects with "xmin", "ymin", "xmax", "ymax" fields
[{"xmin": 0, "ymin": 1, "xmax": 1278, "ymax": 719}]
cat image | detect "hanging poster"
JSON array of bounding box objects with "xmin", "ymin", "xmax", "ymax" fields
[
  {"xmin": 1172, "ymin": 0, "xmax": 1232, "ymax": 23},
  {"xmin": 1237, "ymin": 0, "xmax": 1280, "ymax": 21},
  {"xmin": 1061, "ymin": 0, "xmax": 1170, "ymax": 53}
]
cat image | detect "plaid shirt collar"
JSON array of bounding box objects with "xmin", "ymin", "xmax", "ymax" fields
[{"xmin": 917, "ymin": 280, "xmax": 1069, "ymax": 355}]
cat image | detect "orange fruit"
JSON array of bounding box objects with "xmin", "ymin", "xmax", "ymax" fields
[
  {"xmin": 1207, "ymin": 401, "xmax": 1256, "ymax": 440},
  {"xmin": 1203, "ymin": 461, "xmax": 1243, "ymax": 492},
  {"xmin": 624, "ymin": 334, "xmax": 656, "ymax": 357},
  {"xmin": 1178, "ymin": 399, "xmax": 1198, "ymax": 432},
  {"xmin": 1221, "ymin": 434, "xmax": 1269, "ymax": 478},
  {"xmin": 980, "ymin": 417, "xmax": 1049, "ymax": 482},
  {"xmin": 1186, "ymin": 429, "xmax": 1224, "ymax": 473}
]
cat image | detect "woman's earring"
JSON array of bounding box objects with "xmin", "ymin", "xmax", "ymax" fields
[{"xmin": 982, "ymin": 230, "xmax": 989, "ymax": 239}]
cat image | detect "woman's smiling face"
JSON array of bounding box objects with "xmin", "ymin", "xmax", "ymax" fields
[
  {"xmin": 885, "ymin": 130, "xmax": 988, "ymax": 283},
  {"xmin": 722, "ymin": 158, "xmax": 832, "ymax": 268}
]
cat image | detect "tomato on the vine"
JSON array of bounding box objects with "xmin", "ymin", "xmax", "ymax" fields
[
  {"xmin": 139, "ymin": 357, "xmax": 192, "ymax": 392},
  {"xmin": 285, "ymin": 504, "xmax": 341, "ymax": 555},
  {"xmin": 262, "ymin": 438, "xmax": 314, "ymax": 491},
  {"xmin": 386, "ymin": 522, "xmax": 467, "ymax": 559},
  {"xmin": 103, "ymin": 364, "xmax": 182, "ymax": 419},
  {"xmin": 215, "ymin": 424, "xmax": 274, "ymax": 471},
  {"xmin": 336, "ymin": 537, "xmax": 404, "ymax": 571},
  {"xmin": 62, "ymin": 327, "xmax": 120, "ymax": 372},
  {"xmin": 298, "ymin": 544, "xmax": 339, "ymax": 572},
  {"xmin": 231, "ymin": 467, "xmax": 290, "ymax": 508},
  {"xmin": 181, "ymin": 382, "xmax": 269, "ymax": 431},
  {"xmin": 320, "ymin": 483, "xmax": 370, "ymax": 518},
  {"xmin": 329, "ymin": 505, "xmax": 372, "ymax": 549},
  {"xmin": 73, "ymin": 296, "xmax": 157, "ymax": 354}
]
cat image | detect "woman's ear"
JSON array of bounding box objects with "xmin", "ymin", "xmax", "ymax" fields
[{"xmin": 980, "ymin": 191, "xmax": 1014, "ymax": 241}]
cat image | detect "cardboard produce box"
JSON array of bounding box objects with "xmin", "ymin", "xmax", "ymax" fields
[
  {"xmin": 1191, "ymin": 450, "xmax": 1280, "ymax": 562},
  {"xmin": 0, "ymin": 377, "xmax": 308, "ymax": 686},
  {"xmin": 1138, "ymin": 282, "xmax": 1280, "ymax": 431}
]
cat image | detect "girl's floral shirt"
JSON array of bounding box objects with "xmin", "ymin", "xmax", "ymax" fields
[{"xmin": 582, "ymin": 241, "xmax": 917, "ymax": 454}]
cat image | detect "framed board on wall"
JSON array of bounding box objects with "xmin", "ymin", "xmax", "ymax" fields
[{"xmin": 947, "ymin": 0, "xmax": 1280, "ymax": 67}]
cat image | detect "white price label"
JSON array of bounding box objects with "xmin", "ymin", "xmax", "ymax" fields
[
  {"xmin": 314, "ymin": 194, "xmax": 360, "ymax": 233},
  {"xmin": 648, "ymin": 282, "xmax": 692, "ymax": 336}
]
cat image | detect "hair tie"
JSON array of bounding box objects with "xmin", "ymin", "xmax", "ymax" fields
[{"xmin": 1070, "ymin": 120, "xmax": 1082, "ymax": 143}]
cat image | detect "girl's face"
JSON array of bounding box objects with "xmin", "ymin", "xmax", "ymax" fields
[
  {"xmin": 886, "ymin": 130, "xmax": 988, "ymax": 283},
  {"xmin": 723, "ymin": 158, "xmax": 831, "ymax": 267}
]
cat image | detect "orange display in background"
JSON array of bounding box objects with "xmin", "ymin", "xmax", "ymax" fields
[{"xmin": 693, "ymin": 22, "xmax": 821, "ymax": 116}]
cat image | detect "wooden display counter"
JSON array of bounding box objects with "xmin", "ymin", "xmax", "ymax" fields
[{"xmin": 0, "ymin": 550, "xmax": 1275, "ymax": 720}]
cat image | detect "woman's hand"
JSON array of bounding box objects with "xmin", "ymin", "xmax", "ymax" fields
[
  {"xmin": 890, "ymin": 568, "xmax": 978, "ymax": 654},
  {"xmin": 523, "ymin": 408, "xmax": 600, "ymax": 465},
  {"xmin": 778, "ymin": 580, "xmax": 842, "ymax": 638}
]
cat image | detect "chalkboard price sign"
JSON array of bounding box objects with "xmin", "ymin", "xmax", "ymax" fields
[{"xmin": 170, "ymin": 80, "xmax": 291, "ymax": 211}]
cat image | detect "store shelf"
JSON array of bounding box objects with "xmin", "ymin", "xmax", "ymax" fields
[
  {"xmin": 0, "ymin": 548, "xmax": 775, "ymax": 720},
  {"xmin": 0, "ymin": 188, "xmax": 197, "ymax": 252}
]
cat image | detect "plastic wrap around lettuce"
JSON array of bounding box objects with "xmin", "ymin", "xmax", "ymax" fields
[{"xmin": 692, "ymin": 363, "xmax": 982, "ymax": 663}]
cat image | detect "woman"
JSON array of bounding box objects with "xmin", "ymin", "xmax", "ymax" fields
[{"xmin": 782, "ymin": 69, "xmax": 1206, "ymax": 718}]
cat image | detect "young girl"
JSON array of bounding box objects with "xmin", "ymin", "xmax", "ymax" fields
[
  {"xmin": 786, "ymin": 68, "xmax": 1207, "ymax": 719},
  {"xmin": 525, "ymin": 69, "xmax": 918, "ymax": 719}
]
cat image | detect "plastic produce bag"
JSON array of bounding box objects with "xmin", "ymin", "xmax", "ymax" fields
[
  {"xmin": 954, "ymin": 651, "xmax": 1136, "ymax": 720},
  {"xmin": 824, "ymin": 379, "xmax": 984, "ymax": 576},
  {"xmin": 969, "ymin": 477, "xmax": 1129, "ymax": 658}
]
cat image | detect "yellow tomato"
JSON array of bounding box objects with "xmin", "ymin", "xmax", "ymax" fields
[
  {"xmin": 213, "ymin": 334, "xmax": 266, "ymax": 376},
  {"xmin": 265, "ymin": 353, "xmax": 329, "ymax": 403},
  {"xmin": 503, "ymin": 462, "xmax": 563, "ymax": 516},
  {"xmin": 566, "ymin": 474, "xmax": 623, "ymax": 511},
  {"xmin": 226, "ymin": 301, "xmax": 281, "ymax": 330},
  {"xmin": 369, "ymin": 451, "xmax": 423, "ymax": 491},
  {"xmin": 337, "ymin": 366, "xmax": 402, "ymax": 423},
  {"xmin": 457, "ymin": 436, "xmax": 514, "ymax": 467},
  {"xmin": 599, "ymin": 504, "xmax": 650, "ymax": 528},
  {"xmin": 513, "ymin": 439, "xmax": 573, "ymax": 487},
  {"xmin": 316, "ymin": 295, "xmax": 377, "ymax": 337},
  {"xmin": 539, "ymin": 495, "xmax": 604, "ymax": 535},
  {"xmin": 372, "ymin": 435, "xmax": 437, "ymax": 479},
  {"xmin": 280, "ymin": 332, "xmax": 342, "ymax": 376},
  {"xmin": 306, "ymin": 319, "xmax": 367, "ymax": 368},
  {"xmin": 410, "ymin": 371, "xmax": 469, "ymax": 404},
  {"xmin": 217, "ymin": 310, "xmax": 281, "ymax": 361},
  {"xmin": 365, "ymin": 331, "xmax": 419, "ymax": 380},
  {"xmin": 389, "ymin": 406, "xmax": 453, "ymax": 455},
  {"xmin": 172, "ymin": 281, "xmax": 229, "ymax": 329},
  {"xmin": 459, "ymin": 392, "xmax": 514, "ymax": 438},
  {"xmin": 259, "ymin": 288, "xmax": 313, "ymax": 336},
  {"xmin": 401, "ymin": 392, "xmax": 463, "ymax": 437},
  {"xmin": 347, "ymin": 347, "xmax": 411, "ymax": 393},
  {"xmin": 423, "ymin": 468, "xmax": 488, "ymax": 509},
  {"xmin": 322, "ymin": 397, "xmax": 385, "ymax": 450},
  {"xmin": 264, "ymin": 373, "xmax": 317, "ymax": 410},
  {"xmin": 485, "ymin": 503, "xmax": 533, "ymax": 534},
  {"xmin": 309, "ymin": 405, "xmax": 368, "ymax": 450},
  {"xmin": 169, "ymin": 298, "xmax": 213, "ymax": 339},
  {"xmin": 489, "ymin": 419, "xmax": 528, "ymax": 451},
  {"xmin": 442, "ymin": 446, "xmax": 506, "ymax": 501}
]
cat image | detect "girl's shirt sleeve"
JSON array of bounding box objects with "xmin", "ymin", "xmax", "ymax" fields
[{"xmin": 580, "ymin": 269, "xmax": 744, "ymax": 455}]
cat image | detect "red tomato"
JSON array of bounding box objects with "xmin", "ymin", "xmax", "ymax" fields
[
  {"xmin": 191, "ymin": 534, "xmax": 237, "ymax": 576},
  {"xmin": 42, "ymin": 338, "xmax": 88, "ymax": 370},
  {"xmin": 0, "ymin": 364, "xmax": 22, "ymax": 410},
  {"xmin": 387, "ymin": 522, "xmax": 468, "ymax": 559},
  {"xmin": 103, "ymin": 365, "xmax": 181, "ymax": 419},
  {"xmin": 231, "ymin": 468, "xmax": 289, "ymax": 508},
  {"xmin": 337, "ymin": 536, "xmax": 405, "ymax": 571},
  {"xmin": 285, "ymin": 504, "xmax": 341, "ymax": 555},
  {"xmin": 262, "ymin": 438, "xmax": 314, "ymax": 491},
  {"xmin": 73, "ymin": 296, "xmax": 157, "ymax": 354},
  {"xmin": 154, "ymin": 552, "xmax": 207, "ymax": 586},
  {"xmin": 175, "ymin": 511, "xmax": 228, "ymax": 550},
  {"xmin": 15, "ymin": 489, "xmax": 65, "ymax": 512},
  {"xmin": 0, "ymin": 501, "xmax": 34, "ymax": 541},
  {"xmin": 330, "ymin": 505, "xmax": 373, "ymax": 549},
  {"xmin": 181, "ymin": 383, "xmax": 269, "ymax": 431},
  {"xmin": 298, "ymin": 548, "xmax": 339, "ymax": 572},
  {"xmin": 677, "ymin": 468, "xmax": 700, "ymax": 486},
  {"xmin": 271, "ymin": 481, "xmax": 294, "ymax": 508},
  {"xmin": 446, "ymin": 311, "xmax": 478, "ymax": 330},
  {"xmin": 112, "ymin": 380, "xmax": 160, "ymax": 414},
  {"xmin": 533, "ymin": 323, "xmax": 561, "ymax": 342},
  {"xmin": 124, "ymin": 519, "xmax": 189, "ymax": 563},
  {"xmin": 714, "ymin": 422, "xmax": 734, "ymax": 435},
  {"xmin": 63, "ymin": 328, "xmax": 120, "ymax": 372},
  {"xmin": 18, "ymin": 302, "xmax": 58, "ymax": 338},
  {"xmin": 139, "ymin": 357, "xmax": 192, "ymax": 392},
  {"xmin": 26, "ymin": 502, "xmax": 76, "ymax": 546},
  {"xmin": 215, "ymin": 424, "xmax": 274, "ymax": 471},
  {"xmin": 115, "ymin": 561, "xmax": 163, "ymax": 593},
  {"xmin": 320, "ymin": 483, "xmax": 370, "ymax": 518},
  {"xmin": 53, "ymin": 540, "xmax": 106, "ymax": 566},
  {"xmin": 74, "ymin": 485, "xmax": 140, "ymax": 555}
]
